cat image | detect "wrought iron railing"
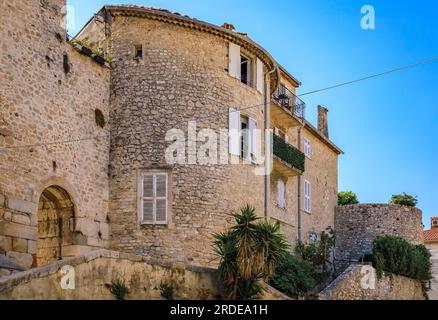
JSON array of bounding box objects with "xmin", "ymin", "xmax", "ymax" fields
[
  {"xmin": 272, "ymin": 85, "xmax": 306, "ymax": 119},
  {"xmin": 273, "ymin": 134, "xmax": 305, "ymax": 173}
]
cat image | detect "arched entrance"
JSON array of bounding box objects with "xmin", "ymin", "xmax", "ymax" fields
[{"xmin": 37, "ymin": 186, "xmax": 75, "ymax": 266}]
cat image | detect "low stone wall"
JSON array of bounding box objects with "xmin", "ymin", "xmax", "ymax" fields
[
  {"xmin": 426, "ymin": 243, "xmax": 438, "ymax": 300},
  {"xmin": 318, "ymin": 264, "xmax": 424, "ymax": 300},
  {"xmin": 335, "ymin": 204, "xmax": 423, "ymax": 271},
  {"xmin": 0, "ymin": 250, "xmax": 288, "ymax": 300}
]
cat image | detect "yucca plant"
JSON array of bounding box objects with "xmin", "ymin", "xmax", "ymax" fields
[{"xmin": 213, "ymin": 205, "xmax": 289, "ymax": 300}]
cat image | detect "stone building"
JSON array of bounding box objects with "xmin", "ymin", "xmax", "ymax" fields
[
  {"xmin": 0, "ymin": 2, "xmax": 342, "ymax": 270},
  {"xmin": 424, "ymin": 217, "xmax": 438, "ymax": 300},
  {"xmin": 334, "ymin": 204, "xmax": 424, "ymax": 271}
]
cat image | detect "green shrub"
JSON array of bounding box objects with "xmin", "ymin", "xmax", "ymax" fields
[
  {"xmin": 389, "ymin": 193, "xmax": 418, "ymax": 207},
  {"xmin": 338, "ymin": 191, "xmax": 359, "ymax": 206},
  {"xmin": 159, "ymin": 281, "xmax": 175, "ymax": 300},
  {"xmin": 372, "ymin": 235, "xmax": 432, "ymax": 282},
  {"xmin": 295, "ymin": 227, "xmax": 335, "ymax": 272},
  {"xmin": 269, "ymin": 254, "xmax": 316, "ymax": 298},
  {"xmin": 105, "ymin": 278, "xmax": 130, "ymax": 300}
]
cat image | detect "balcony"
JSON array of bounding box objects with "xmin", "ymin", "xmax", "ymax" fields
[
  {"xmin": 273, "ymin": 134, "xmax": 305, "ymax": 177},
  {"xmin": 271, "ymin": 85, "xmax": 306, "ymax": 127}
]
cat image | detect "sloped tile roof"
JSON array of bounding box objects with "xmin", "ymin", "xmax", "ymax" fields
[{"xmin": 424, "ymin": 228, "xmax": 438, "ymax": 242}]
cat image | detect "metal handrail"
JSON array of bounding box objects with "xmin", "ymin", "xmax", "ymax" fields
[{"xmin": 272, "ymin": 85, "xmax": 306, "ymax": 119}]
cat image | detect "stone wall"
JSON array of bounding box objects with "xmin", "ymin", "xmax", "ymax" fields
[
  {"xmin": 106, "ymin": 14, "xmax": 267, "ymax": 267},
  {"xmin": 318, "ymin": 263, "xmax": 424, "ymax": 300},
  {"xmin": 335, "ymin": 204, "xmax": 424, "ymax": 271},
  {"xmin": 0, "ymin": 249, "xmax": 288, "ymax": 300},
  {"xmin": 426, "ymin": 243, "xmax": 438, "ymax": 300},
  {"xmin": 0, "ymin": 0, "xmax": 111, "ymax": 268}
]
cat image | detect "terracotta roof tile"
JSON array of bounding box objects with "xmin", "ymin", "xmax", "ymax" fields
[{"xmin": 424, "ymin": 228, "xmax": 438, "ymax": 242}]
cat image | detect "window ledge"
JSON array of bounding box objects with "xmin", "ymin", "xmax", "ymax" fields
[{"xmin": 226, "ymin": 73, "xmax": 263, "ymax": 96}]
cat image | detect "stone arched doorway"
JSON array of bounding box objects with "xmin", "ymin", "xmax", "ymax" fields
[{"xmin": 37, "ymin": 186, "xmax": 75, "ymax": 266}]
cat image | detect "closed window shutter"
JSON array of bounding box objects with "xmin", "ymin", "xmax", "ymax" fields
[
  {"xmin": 256, "ymin": 58, "xmax": 264, "ymax": 93},
  {"xmin": 278, "ymin": 180, "xmax": 285, "ymax": 208},
  {"xmin": 155, "ymin": 175, "xmax": 168, "ymax": 224},
  {"xmin": 229, "ymin": 43, "xmax": 241, "ymax": 79},
  {"xmin": 248, "ymin": 117, "xmax": 258, "ymax": 161},
  {"xmin": 141, "ymin": 174, "xmax": 168, "ymax": 224},
  {"xmin": 229, "ymin": 108, "xmax": 241, "ymax": 156},
  {"xmin": 142, "ymin": 175, "xmax": 154, "ymax": 222},
  {"xmin": 304, "ymin": 180, "xmax": 311, "ymax": 213}
]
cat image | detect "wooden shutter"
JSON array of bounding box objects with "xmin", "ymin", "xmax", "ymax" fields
[
  {"xmin": 249, "ymin": 117, "xmax": 258, "ymax": 162},
  {"xmin": 278, "ymin": 180, "xmax": 285, "ymax": 208},
  {"xmin": 229, "ymin": 108, "xmax": 241, "ymax": 156},
  {"xmin": 155, "ymin": 174, "xmax": 168, "ymax": 224},
  {"xmin": 142, "ymin": 175, "xmax": 154, "ymax": 222},
  {"xmin": 256, "ymin": 58, "xmax": 264, "ymax": 93},
  {"xmin": 304, "ymin": 180, "xmax": 311, "ymax": 213},
  {"xmin": 229, "ymin": 43, "xmax": 241, "ymax": 80}
]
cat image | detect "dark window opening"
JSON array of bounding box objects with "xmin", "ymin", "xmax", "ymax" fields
[
  {"xmin": 241, "ymin": 55, "xmax": 250, "ymax": 86},
  {"xmin": 134, "ymin": 45, "xmax": 143, "ymax": 59}
]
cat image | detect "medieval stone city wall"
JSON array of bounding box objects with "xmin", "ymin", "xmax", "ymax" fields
[
  {"xmin": 318, "ymin": 263, "xmax": 425, "ymax": 300},
  {"xmin": 107, "ymin": 14, "xmax": 267, "ymax": 267},
  {"xmin": 335, "ymin": 204, "xmax": 424, "ymax": 271},
  {"xmin": 0, "ymin": 0, "xmax": 111, "ymax": 268}
]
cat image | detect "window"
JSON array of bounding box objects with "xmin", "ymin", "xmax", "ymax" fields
[
  {"xmin": 304, "ymin": 138, "xmax": 311, "ymax": 158},
  {"xmin": 134, "ymin": 44, "xmax": 143, "ymax": 59},
  {"xmin": 139, "ymin": 173, "xmax": 168, "ymax": 225},
  {"xmin": 277, "ymin": 179, "xmax": 286, "ymax": 209},
  {"xmin": 240, "ymin": 54, "xmax": 251, "ymax": 86},
  {"xmin": 241, "ymin": 115, "xmax": 249, "ymax": 160},
  {"xmin": 304, "ymin": 179, "xmax": 312, "ymax": 213},
  {"xmin": 229, "ymin": 108, "xmax": 258, "ymax": 162}
]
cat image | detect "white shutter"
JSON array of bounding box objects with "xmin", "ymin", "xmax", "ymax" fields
[
  {"xmin": 229, "ymin": 43, "xmax": 241, "ymax": 80},
  {"xmin": 142, "ymin": 175, "xmax": 154, "ymax": 222},
  {"xmin": 140, "ymin": 174, "xmax": 168, "ymax": 224},
  {"xmin": 278, "ymin": 180, "xmax": 285, "ymax": 208},
  {"xmin": 285, "ymin": 133, "xmax": 289, "ymax": 144},
  {"xmin": 229, "ymin": 108, "xmax": 241, "ymax": 156},
  {"xmin": 248, "ymin": 117, "xmax": 258, "ymax": 161},
  {"xmin": 274, "ymin": 127, "xmax": 280, "ymax": 136},
  {"xmin": 304, "ymin": 180, "xmax": 311, "ymax": 213},
  {"xmin": 155, "ymin": 175, "xmax": 168, "ymax": 224},
  {"xmin": 256, "ymin": 58, "xmax": 264, "ymax": 93}
]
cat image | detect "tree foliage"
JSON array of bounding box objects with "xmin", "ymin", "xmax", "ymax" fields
[
  {"xmin": 338, "ymin": 191, "xmax": 359, "ymax": 206},
  {"xmin": 389, "ymin": 193, "xmax": 418, "ymax": 207}
]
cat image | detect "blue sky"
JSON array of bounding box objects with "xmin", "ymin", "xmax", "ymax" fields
[{"xmin": 68, "ymin": 0, "xmax": 438, "ymax": 229}]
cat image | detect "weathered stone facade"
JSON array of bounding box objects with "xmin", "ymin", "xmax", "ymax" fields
[
  {"xmin": 0, "ymin": 0, "xmax": 111, "ymax": 268},
  {"xmin": 1, "ymin": 2, "xmax": 342, "ymax": 271},
  {"xmin": 318, "ymin": 263, "xmax": 425, "ymax": 300},
  {"xmin": 335, "ymin": 204, "xmax": 424, "ymax": 271},
  {"xmin": 0, "ymin": 249, "xmax": 289, "ymax": 300}
]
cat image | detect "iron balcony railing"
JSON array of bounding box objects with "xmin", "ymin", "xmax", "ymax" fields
[
  {"xmin": 272, "ymin": 85, "xmax": 306, "ymax": 120},
  {"xmin": 273, "ymin": 134, "xmax": 305, "ymax": 173}
]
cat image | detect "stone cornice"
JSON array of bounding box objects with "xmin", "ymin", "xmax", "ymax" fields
[{"xmin": 104, "ymin": 5, "xmax": 280, "ymax": 93}]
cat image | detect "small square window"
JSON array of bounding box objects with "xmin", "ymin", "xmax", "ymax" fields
[{"xmin": 134, "ymin": 45, "xmax": 143, "ymax": 59}]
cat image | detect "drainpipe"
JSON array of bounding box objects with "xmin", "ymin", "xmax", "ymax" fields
[
  {"xmin": 264, "ymin": 66, "xmax": 277, "ymax": 220},
  {"xmin": 297, "ymin": 125, "xmax": 304, "ymax": 242}
]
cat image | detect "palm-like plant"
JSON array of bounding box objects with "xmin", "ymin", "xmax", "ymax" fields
[{"xmin": 213, "ymin": 205, "xmax": 289, "ymax": 300}]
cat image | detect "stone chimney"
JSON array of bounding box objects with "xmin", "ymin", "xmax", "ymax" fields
[
  {"xmin": 432, "ymin": 217, "xmax": 438, "ymax": 229},
  {"xmin": 317, "ymin": 106, "xmax": 329, "ymax": 138}
]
